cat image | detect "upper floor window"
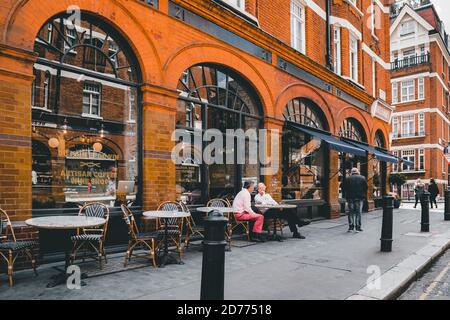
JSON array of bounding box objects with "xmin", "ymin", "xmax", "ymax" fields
[
  {"xmin": 392, "ymin": 116, "xmax": 398, "ymax": 137},
  {"xmin": 334, "ymin": 27, "xmax": 341, "ymax": 75},
  {"xmin": 349, "ymin": 35, "xmax": 358, "ymax": 82},
  {"xmin": 64, "ymin": 27, "xmax": 77, "ymax": 53},
  {"xmin": 392, "ymin": 82, "xmax": 398, "ymax": 104},
  {"xmin": 400, "ymin": 20, "xmax": 415, "ymax": 37},
  {"xmin": 83, "ymin": 82, "xmax": 101, "ymax": 117},
  {"xmin": 401, "ymin": 114, "xmax": 415, "ymax": 137},
  {"xmin": 291, "ymin": 0, "xmax": 305, "ymax": 54},
  {"xmin": 418, "ymin": 112, "xmax": 425, "ymax": 135},
  {"xmin": 401, "ymin": 79, "xmax": 415, "ymax": 102},
  {"xmin": 418, "ymin": 77, "xmax": 425, "ymax": 100},
  {"xmin": 47, "ymin": 23, "xmax": 53, "ymax": 44},
  {"xmin": 402, "ymin": 149, "xmax": 415, "ymax": 171}
]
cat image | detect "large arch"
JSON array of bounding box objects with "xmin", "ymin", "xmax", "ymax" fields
[
  {"xmin": 275, "ymin": 82, "xmax": 336, "ymax": 133},
  {"xmin": 163, "ymin": 43, "xmax": 274, "ymax": 117},
  {"xmin": 336, "ymin": 107, "xmax": 371, "ymax": 140},
  {"xmin": 3, "ymin": 0, "xmax": 162, "ymax": 84}
]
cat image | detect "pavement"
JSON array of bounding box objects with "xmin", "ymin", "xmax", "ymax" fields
[{"xmin": 1, "ymin": 203, "xmax": 450, "ymax": 300}]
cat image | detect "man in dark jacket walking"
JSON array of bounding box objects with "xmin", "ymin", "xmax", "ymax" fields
[{"xmin": 344, "ymin": 167, "xmax": 368, "ymax": 232}]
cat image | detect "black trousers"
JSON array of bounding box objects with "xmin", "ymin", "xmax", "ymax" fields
[
  {"xmin": 430, "ymin": 195, "xmax": 438, "ymax": 208},
  {"xmin": 262, "ymin": 208, "xmax": 300, "ymax": 234}
]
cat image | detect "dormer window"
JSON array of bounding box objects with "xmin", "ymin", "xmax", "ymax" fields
[{"xmin": 400, "ymin": 20, "xmax": 415, "ymax": 37}]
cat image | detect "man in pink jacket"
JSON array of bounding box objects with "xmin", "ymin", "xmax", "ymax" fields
[{"xmin": 232, "ymin": 181, "xmax": 265, "ymax": 242}]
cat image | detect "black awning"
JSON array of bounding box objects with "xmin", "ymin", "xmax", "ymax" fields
[
  {"xmin": 286, "ymin": 123, "xmax": 366, "ymax": 157},
  {"xmin": 344, "ymin": 140, "xmax": 399, "ymax": 163}
]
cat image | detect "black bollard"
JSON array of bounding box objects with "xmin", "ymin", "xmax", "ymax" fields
[
  {"xmin": 200, "ymin": 209, "xmax": 228, "ymax": 300},
  {"xmin": 421, "ymin": 191, "xmax": 430, "ymax": 232},
  {"xmin": 445, "ymin": 188, "xmax": 450, "ymax": 221},
  {"xmin": 380, "ymin": 195, "xmax": 394, "ymax": 252}
]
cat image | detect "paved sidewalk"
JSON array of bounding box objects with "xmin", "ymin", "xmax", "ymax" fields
[{"xmin": 1, "ymin": 206, "xmax": 449, "ymax": 300}]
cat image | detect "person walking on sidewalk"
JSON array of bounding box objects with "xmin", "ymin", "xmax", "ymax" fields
[
  {"xmin": 414, "ymin": 179, "xmax": 425, "ymax": 208},
  {"xmin": 428, "ymin": 178, "xmax": 439, "ymax": 209},
  {"xmin": 233, "ymin": 181, "xmax": 265, "ymax": 242},
  {"xmin": 344, "ymin": 167, "xmax": 367, "ymax": 232}
]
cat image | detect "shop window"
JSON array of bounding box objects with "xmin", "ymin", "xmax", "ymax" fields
[
  {"xmin": 176, "ymin": 64, "xmax": 263, "ymax": 204},
  {"xmin": 339, "ymin": 118, "xmax": 366, "ymax": 142},
  {"xmin": 32, "ymin": 13, "xmax": 140, "ymax": 211},
  {"xmin": 282, "ymin": 99, "xmax": 327, "ymax": 201}
]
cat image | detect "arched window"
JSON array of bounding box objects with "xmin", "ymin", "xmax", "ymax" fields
[
  {"xmin": 176, "ymin": 64, "xmax": 263, "ymax": 202},
  {"xmin": 283, "ymin": 98, "xmax": 326, "ymax": 130},
  {"xmin": 32, "ymin": 12, "xmax": 141, "ymax": 211},
  {"xmin": 282, "ymin": 98, "xmax": 327, "ymax": 204},
  {"xmin": 339, "ymin": 118, "xmax": 366, "ymax": 142},
  {"xmin": 374, "ymin": 130, "xmax": 386, "ymax": 148}
]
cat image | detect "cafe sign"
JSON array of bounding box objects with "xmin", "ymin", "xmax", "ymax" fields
[{"xmin": 371, "ymin": 100, "xmax": 395, "ymax": 124}]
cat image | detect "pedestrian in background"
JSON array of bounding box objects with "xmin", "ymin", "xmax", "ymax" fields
[
  {"xmin": 428, "ymin": 178, "xmax": 439, "ymax": 209},
  {"xmin": 414, "ymin": 179, "xmax": 425, "ymax": 208},
  {"xmin": 344, "ymin": 167, "xmax": 367, "ymax": 232}
]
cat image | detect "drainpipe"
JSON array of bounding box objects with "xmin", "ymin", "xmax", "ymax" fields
[{"xmin": 325, "ymin": 0, "xmax": 333, "ymax": 70}]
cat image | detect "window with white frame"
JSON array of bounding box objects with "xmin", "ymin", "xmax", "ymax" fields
[
  {"xmin": 418, "ymin": 77, "xmax": 424, "ymax": 99},
  {"xmin": 418, "ymin": 112, "xmax": 425, "ymax": 135},
  {"xmin": 83, "ymin": 82, "xmax": 101, "ymax": 117},
  {"xmin": 419, "ymin": 149, "xmax": 424, "ymax": 171},
  {"xmin": 402, "ymin": 150, "xmax": 415, "ymax": 171},
  {"xmin": 392, "ymin": 116, "xmax": 399, "ymax": 138},
  {"xmin": 291, "ymin": 0, "xmax": 305, "ymax": 53},
  {"xmin": 401, "ymin": 114, "xmax": 415, "ymax": 137},
  {"xmin": 392, "ymin": 82, "xmax": 398, "ymax": 104},
  {"xmin": 400, "ymin": 20, "xmax": 415, "ymax": 37},
  {"xmin": 401, "ymin": 79, "xmax": 415, "ymax": 102},
  {"xmin": 333, "ymin": 26, "xmax": 341, "ymax": 75},
  {"xmin": 393, "ymin": 151, "xmax": 399, "ymax": 172},
  {"xmin": 47, "ymin": 23, "xmax": 53, "ymax": 44},
  {"xmin": 108, "ymin": 42, "xmax": 119, "ymax": 68},
  {"xmin": 43, "ymin": 72, "xmax": 50, "ymax": 109},
  {"xmin": 128, "ymin": 91, "xmax": 136, "ymax": 123},
  {"xmin": 349, "ymin": 35, "xmax": 358, "ymax": 82},
  {"xmin": 64, "ymin": 27, "xmax": 76, "ymax": 52}
]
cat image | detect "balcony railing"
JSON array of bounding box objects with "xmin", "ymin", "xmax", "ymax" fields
[
  {"xmin": 391, "ymin": 53, "xmax": 430, "ymax": 70},
  {"xmin": 392, "ymin": 131, "xmax": 425, "ymax": 139}
]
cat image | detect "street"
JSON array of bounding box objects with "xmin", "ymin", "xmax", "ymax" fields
[{"xmin": 400, "ymin": 248, "xmax": 450, "ymax": 300}]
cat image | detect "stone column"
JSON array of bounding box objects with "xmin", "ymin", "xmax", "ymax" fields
[{"xmin": 141, "ymin": 84, "xmax": 179, "ymax": 210}]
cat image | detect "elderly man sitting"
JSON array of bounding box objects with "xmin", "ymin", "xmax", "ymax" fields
[{"xmin": 255, "ymin": 183, "xmax": 308, "ymax": 239}]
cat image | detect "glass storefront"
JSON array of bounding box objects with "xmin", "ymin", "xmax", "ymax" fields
[
  {"xmin": 282, "ymin": 98, "xmax": 327, "ymax": 201},
  {"xmin": 175, "ymin": 64, "xmax": 263, "ymax": 204},
  {"xmin": 32, "ymin": 13, "xmax": 140, "ymax": 212}
]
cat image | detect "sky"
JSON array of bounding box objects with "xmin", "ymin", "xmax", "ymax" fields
[{"xmin": 431, "ymin": 0, "xmax": 450, "ymax": 34}]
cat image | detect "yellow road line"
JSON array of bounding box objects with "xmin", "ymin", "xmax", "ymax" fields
[{"xmin": 419, "ymin": 260, "xmax": 450, "ymax": 300}]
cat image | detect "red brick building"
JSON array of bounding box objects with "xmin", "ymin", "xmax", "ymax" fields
[
  {"xmin": 0, "ymin": 0, "xmax": 395, "ymax": 253},
  {"xmin": 390, "ymin": 0, "xmax": 450, "ymax": 199}
]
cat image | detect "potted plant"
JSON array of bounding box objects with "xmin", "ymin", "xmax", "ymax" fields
[{"xmin": 389, "ymin": 173, "xmax": 407, "ymax": 208}]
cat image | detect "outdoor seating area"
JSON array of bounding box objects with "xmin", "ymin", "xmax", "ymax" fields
[{"xmin": 0, "ymin": 196, "xmax": 302, "ymax": 288}]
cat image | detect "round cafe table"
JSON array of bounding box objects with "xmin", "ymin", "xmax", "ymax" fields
[
  {"xmin": 196, "ymin": 207, "xmax": 235, "ymax": 215},
  {"xmin": 25, "ymin": 216, "xmax": 106, "ymax": 288},
  {"xmin": 143, "ymin": 210, "xmax": 190, "ymax": 267},
  {"xmin": 254, "ymin": 204, "xmax": 297, "ymax": 242}
]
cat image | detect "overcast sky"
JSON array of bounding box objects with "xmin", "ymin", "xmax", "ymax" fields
[{"xmin": 431, "ymin": 0, "xmax": 450, "ymax": 34}]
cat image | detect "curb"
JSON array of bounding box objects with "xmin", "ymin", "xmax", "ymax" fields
[{"xmin": 346, "ymin": 230, "xmax": 450, "ymax": 300}]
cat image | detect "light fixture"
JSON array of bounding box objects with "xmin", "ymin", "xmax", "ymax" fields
[
  {"xmin": 99, "ymin": 123, "xmax": 105, "ymax": 138},
  {"xmin": 61, "ymin": 118, "xmax": 69, "ymax": 135}
]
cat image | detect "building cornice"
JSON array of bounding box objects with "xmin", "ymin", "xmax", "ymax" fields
[{"xmin": 172, "ymin": 0, "xmax": 375, "ymax": 110}]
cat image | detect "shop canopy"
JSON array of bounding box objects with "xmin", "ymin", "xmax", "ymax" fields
[
  {"xmin": 286, "ymin": 122, "xmax": 366, "ymax": 157},
  {"xmin": 344, "ymin": 140, "xmax": 399, "ymax": 164}
]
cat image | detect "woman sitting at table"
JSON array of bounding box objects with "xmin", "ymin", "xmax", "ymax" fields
[
  {"xmin": 255, "ymin": 183, "xmax": 307, "ymax": 239},
  {"xmin": 233, "ymin": 181, "xmax": 265, "ymax": 242}
]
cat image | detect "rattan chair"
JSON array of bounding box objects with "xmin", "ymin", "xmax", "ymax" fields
[
  {"xmin": 0, "ymin": 209, "xmax": 37, "ymax": 287},
  {"xmin": 156, "ymin": 201, "xmax": 185, "ymax": 259},
  {"xmin": 121, "ymin": 205, "xmax": 158, "ymax": 268},
  {"xmin": 70, "ymin": 202, "xmax": 109, "ymax": 269},
  {"xmin": 181, "ymin": 201, "xmax": 204, "ymax": 249}
]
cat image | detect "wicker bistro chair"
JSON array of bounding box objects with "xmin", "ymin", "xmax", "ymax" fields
[
  {"xmin": 70, "ymin": 202, "xmax": 110, "ymax": 269},
  {"xmin": 156, "ymin": 201, "xmax": 185, "ymax": 259},
  {"xmin": 180, "ymin": 202, "xmax": 204, "ymax": 249},
  {"xmin": 0, "ymin": 209, "xmax": 38, "ymax": 287},
  {"xmin": 121, "ymin": 205, "xmax": 158, "ymax": 268}
]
